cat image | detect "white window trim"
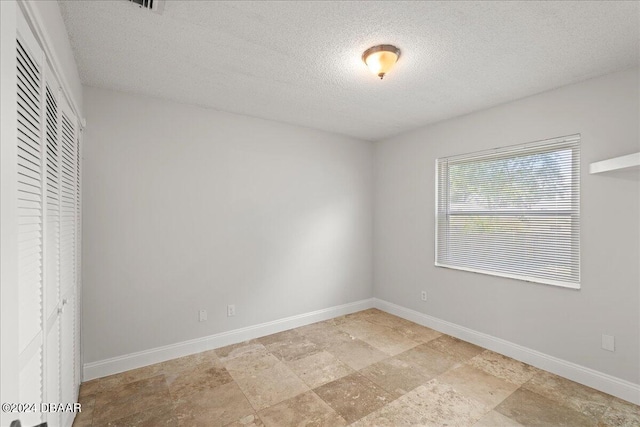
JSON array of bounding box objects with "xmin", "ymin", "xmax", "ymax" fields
[{"xmin": 434, "ymin": 134, "xmax": 581, "ymax": 290}]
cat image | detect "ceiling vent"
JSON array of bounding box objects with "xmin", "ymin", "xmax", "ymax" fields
[{"xmin": 128, "ymin": 0, "xmax": 165, "ymax": 14}]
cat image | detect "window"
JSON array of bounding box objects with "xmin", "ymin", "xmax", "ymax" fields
[{"xmin": 436, "ymin": 135, "xmax": 580, "ymax": 288}]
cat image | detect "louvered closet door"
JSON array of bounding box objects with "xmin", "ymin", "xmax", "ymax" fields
[
  {"xmin": 60, "ymin": 98, "xmax": 79, "ymax": 415},
  {"xmin": 75, "ymin": 130, "xmax": 82, "ymax": 396},
  {"xmin": 44, "ymin": 63, "xmax": 62, "ymax": 427},
  {"xmin": 15, "ymin": 9, "xmax": 82, "ymax": 427},
  {"xmin": 17, "ymin": 13, "xmax": 45, "ymax": 427}
]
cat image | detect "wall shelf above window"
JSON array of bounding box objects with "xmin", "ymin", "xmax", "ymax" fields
[{"xmin": 589, "ymin": 152, "xmax": 640, "ymax": 174}]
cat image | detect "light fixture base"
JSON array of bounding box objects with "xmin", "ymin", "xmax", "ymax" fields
[
  {"xmin": 362, "ymin": 44, "xmax": 401, "ymax": 80},
  {"xmin": 362, "ymin": 44, "xmax": 401, "ymax": 62}
]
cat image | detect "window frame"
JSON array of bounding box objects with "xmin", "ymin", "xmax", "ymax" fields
[{"xmin": 434, "ymin": 134, "xmax": 581, "ymax": 289}]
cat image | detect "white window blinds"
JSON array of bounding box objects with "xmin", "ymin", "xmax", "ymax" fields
[{"xmin": 436, "ymin": 135, "xmax": 581, "ymax": 288}]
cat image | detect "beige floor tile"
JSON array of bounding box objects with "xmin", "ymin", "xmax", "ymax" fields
[
  {"xmin": 293, "ymin": 322, "xmax": 335, "ymax": 341},
  {"xmin": 324, "ymin": 337, "xmax": 388, "ymax": 370},
  {"xmin": 226, "ymin": 351, "xmax": 281, "ymax": 373},
  {"xmin": 352, "ymin": 380, "xmax": 487, "ymax": 427},
  {"xmin": 405, "ymin": 380, "xmax": 488, "ymax": 426},
  {"xmin": 600, "ymin": 397, "xmax": 640, "ymax": 427},
  {"xmin": 313, "ymin": 372, "xmax": 394, "ymax": 424},
  {"xmin": 437, "ymin": 364, "xmax": 519, "ymax": 409},
  {"xmin": 395, "ymin": 343, "xmax": 460, "ymax": 379},
  {"xmin": 158, "ymin": 349, "xmax": 220, "ymax": 374},
  {"xmin": 165, "ymin": 361, "xmax": 234, "ymax": 400},
  {"xmin": 342, "ymin": 310, "xmax": 441, "ymax": 345},
  {"xmin": 473, "ymin": 410, "xmax": 524, "ymax": 426},
  {"xmin": 495, "ymin": 388, "xmax": 597, "ymax": 427},
  {"xmin": 233, "ymin": 362, "xmax": 309, "ymax": 411},
  {"xmin": 79, "ymin": 379, "xmax": 101, "ymax": 399},
  {"xmin": 336, "ymin": 318, "xmax": 419, "ymax": 356},
  {"xmin": 218, "ymin": 342, "xmax": 280, "ymax": 373},
  {"xmin": 333, "ymin": 317, "xmax": 378, "ymax": 336},
  {"xmin": 92, "ymin": 375, "xmax": 172, "ymax": 425},
  {"xmin": 424, "ymin": 335, "xmax": 484, "ymax": 362},
  {"xmin": 297, "ymin": 323, "xmax": 354, "ymax": 350},
  {"xmin": 98, "ymin": 403, "xmax": 177, "ymax": 427},
  {"xmin": 72, "ymin": 415, "xmax": 94, "ymax": 427},
  {"xmin": 258, "ymin": 390, "xmax": 347, "ymax": 427},
  {"xmin": 467, "ymin": 350, "xmax": 536, "ymax": 385},
  {"xmin": 343, "ymin": 308, "xmax": 380, "ymax": 320},
  {"xmin": 72, "ymin": 395, "xmax": 95, "ymax": 427},
  {"xmin": 323, "ymin": 316, "xmax": 351, "ymax": 328},
  {"xmin": 257, "ymin": 329, "xmax": 300, "ymax": 345},
  {"xmin": 355, "ymin": 309, "xmax": 415, "ymax": 331},
  {"xmin": 174, "ymin": 381, "xmax": 254, "ymax": 427},
  {"xmin": 361, "ymin": 329, "xmax": 418, "ymax": 356},
  {"xmin": 359, "ymin": 357, "xmax": 431, "ymax": 397},
  {"xmin": 294, "ymin": 321, "xmax": 336, "ymax": 336},
  {"xmin": 522, "ymin": 370, "xmax": 612, "ymax": 419},
  {"xmin": 286, "ymin": 350, "xmax": 353, "ymax": 388},
  {"xmin": 226, "ymin": 413, "xmax": 265, "ymax": 427},
  {"xmin": 84, "ymin": 311, "xmax": 622, "ymax": 427},
  {"xmin": 263, "ymin": 333, "xmax": 322, "ymax": 362},
  {"xmin": 215, "ymin": 340, "xmax": 260, "ymax": 360},
  {"xmin": 349, "ymin": 402, "xmax": 417, "ymax": 427},
  {"xmin": 393, "ymin": 322, "xmax": 443, "ymax": 344},
  {"xmin": 95, "ymin": 363, "xmax": 166, "ymax": 392}
]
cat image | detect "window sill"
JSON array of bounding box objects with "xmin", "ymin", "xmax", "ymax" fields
[{"xmin": 435, "ymin": 262, "xmax": 581, "ymax": 290}]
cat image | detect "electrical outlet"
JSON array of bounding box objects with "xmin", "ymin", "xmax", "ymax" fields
[
  {"xmin": 602, "ymin": 334, "xmax": 615, "ymax": 352},
  {"xmin": 199, "ymin": 309, "xmax": 207, "ymax": 322},
  {"xmin": 227, "ymin": 304, "xmax": 236, "ymax": 317},
  {"xmin": 421, "ymin": 291, "xmax": 427, "ymax": 301}
]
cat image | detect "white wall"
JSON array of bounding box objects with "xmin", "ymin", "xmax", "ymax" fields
[
  {"xmin": 374, "ymin": 68, "xmax": 640, "ymax": 384},
  {"xmin": 82, "ymin": 86, "xmax": 373, "ymax": 364}
]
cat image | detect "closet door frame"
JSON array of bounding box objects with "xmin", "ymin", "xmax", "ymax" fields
[{"xmin": 0, "ymin": 2, "xmax": 20, "ymax": 424}]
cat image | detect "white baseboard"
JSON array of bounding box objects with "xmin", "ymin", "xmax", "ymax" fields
[
  {"xmin": 83, "ymin": 298, "xmax": 374, "ymax": 381},
  {"xmin": 373, "ymin": 298, "xmax": 640, "ymax": 405}
]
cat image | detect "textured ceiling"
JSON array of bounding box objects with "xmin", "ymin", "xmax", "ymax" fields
[{"xmin": 59, "ymin": 1, "xmax": 639, "ymax": 141}]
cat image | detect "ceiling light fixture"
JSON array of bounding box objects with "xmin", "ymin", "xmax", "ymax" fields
[{"xmin": 362, "ymin": 44, "xmax": 401, "ymax": 80}]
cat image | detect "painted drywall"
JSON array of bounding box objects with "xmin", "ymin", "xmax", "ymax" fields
[
  {"xmin": 374, "ymin": 67, "xmax": 640, "ymax": 384},
  {"xmin": 82, "ymin": 87, "xmax": 373, "ymax": 364}
]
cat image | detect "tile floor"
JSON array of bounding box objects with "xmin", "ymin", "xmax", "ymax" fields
[{"xmin": 73, "ymin": 309, "xmax": 639, "ymax": 426}]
